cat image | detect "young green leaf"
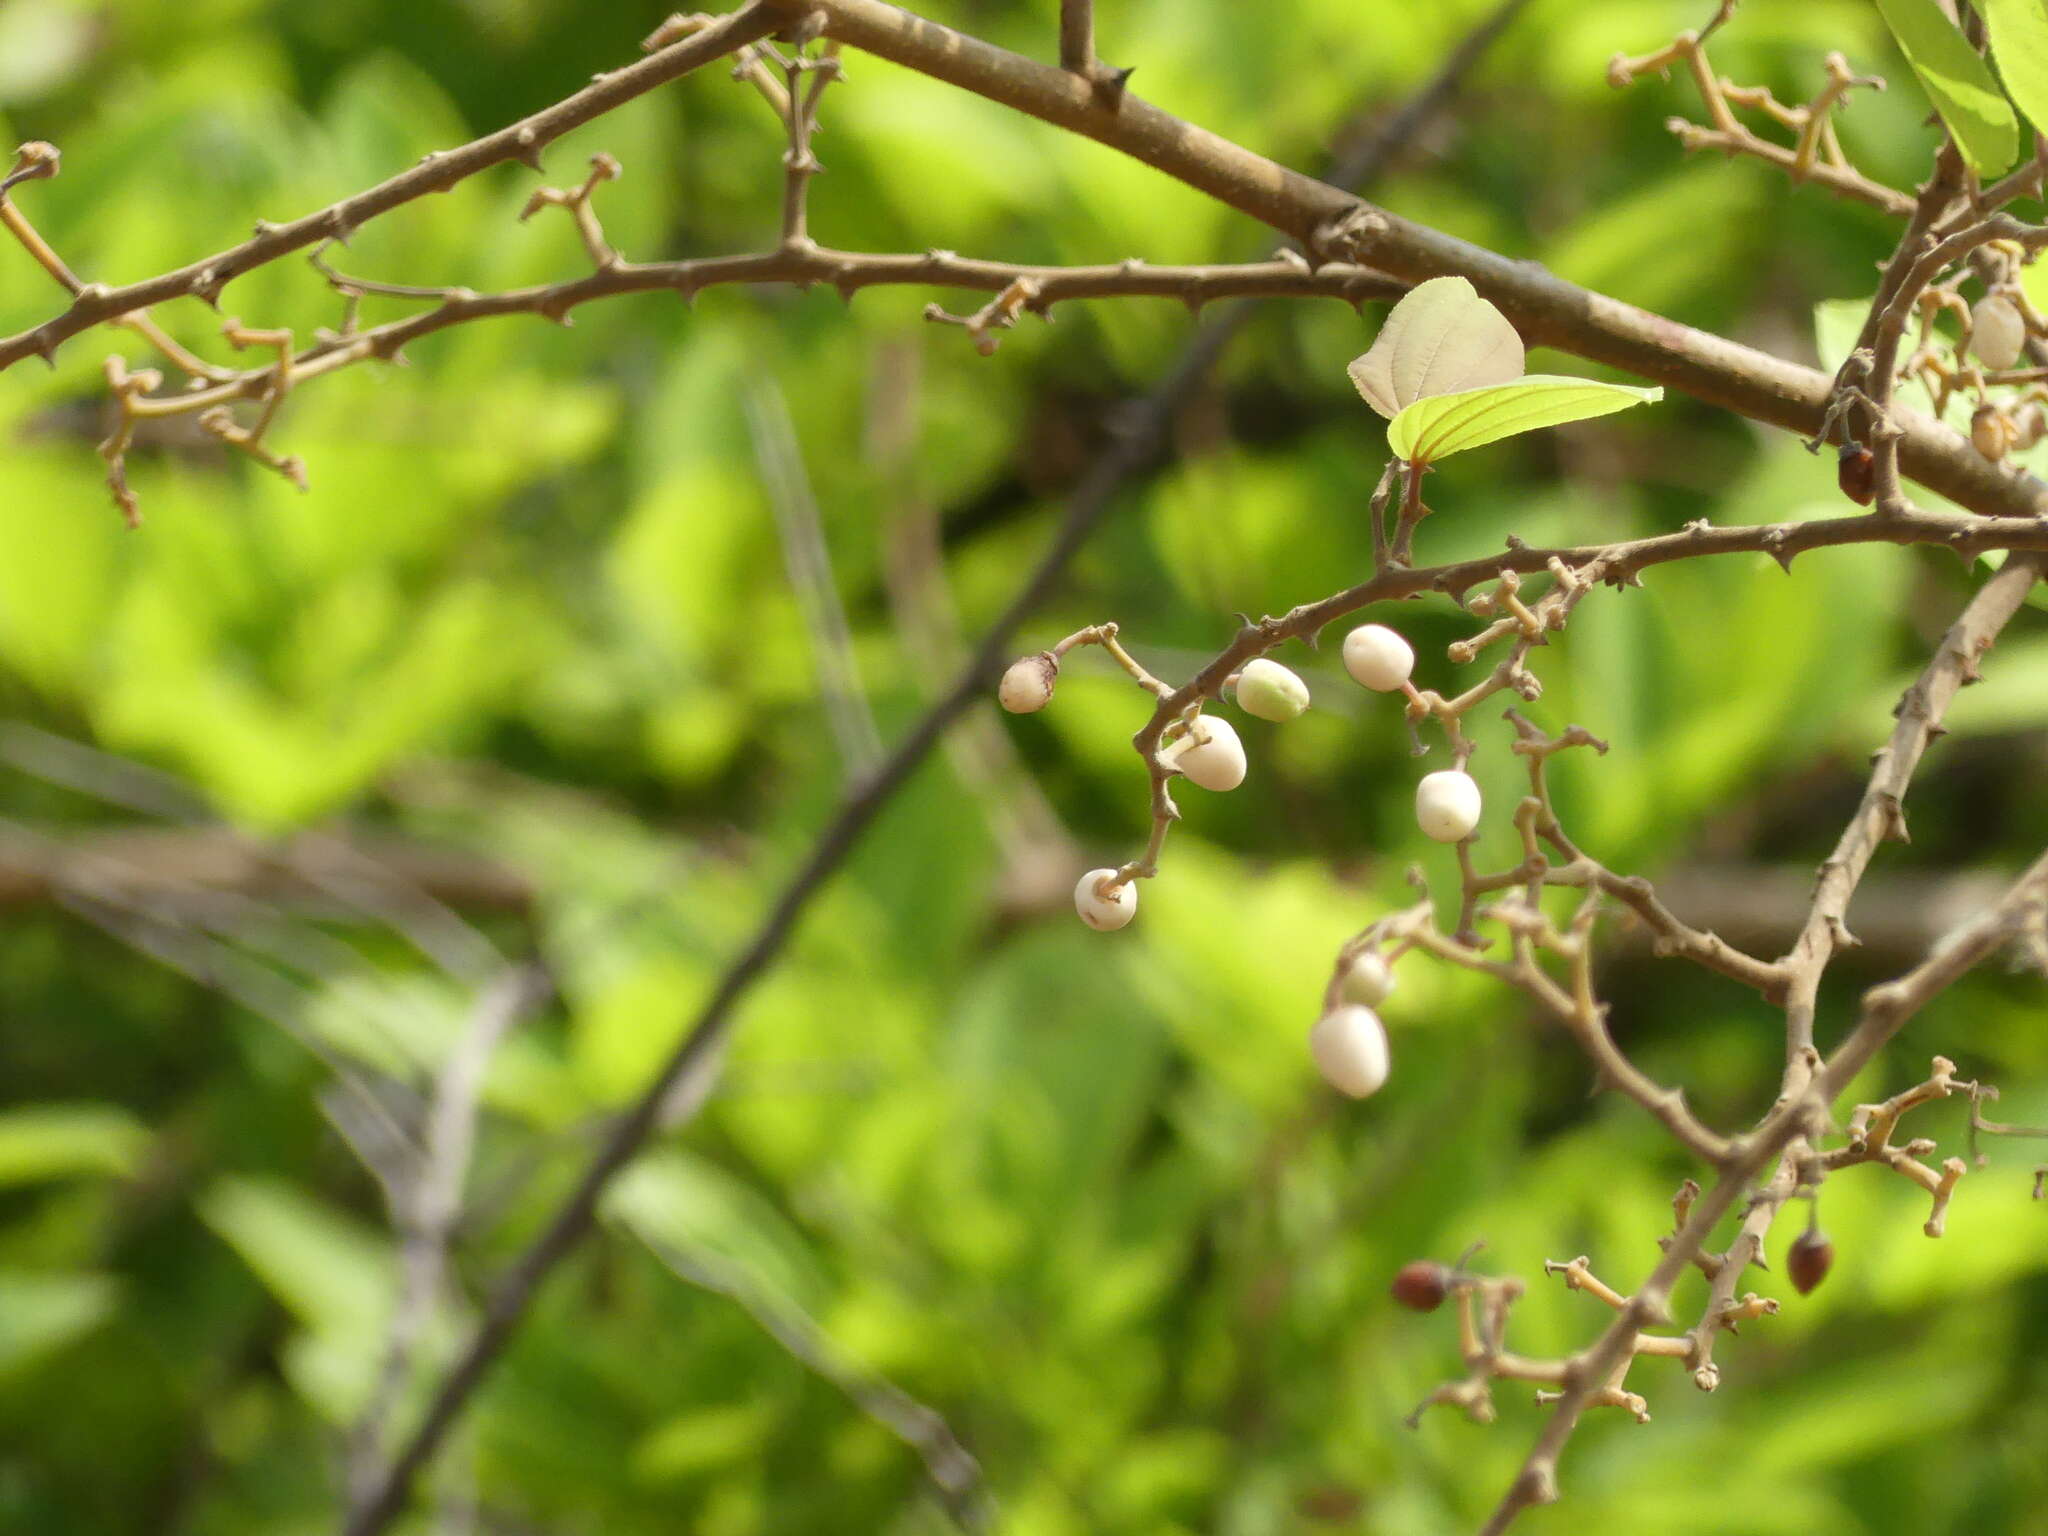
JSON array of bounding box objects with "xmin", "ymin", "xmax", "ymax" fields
[
  {"xmin": 1387, "ymin": 377, "xmax": 1663, "ymax": 464},
  {"xmin": 1983, "ymin": 0, "xmax": 2048, "ymax": 136},
  {"xmin": 1348, "ymin": 275, "xmax": 1524, "ymax": 418},
  {"xmin": 1874, "ymin": 0, "xmax": 2020, "ymax": 176}
]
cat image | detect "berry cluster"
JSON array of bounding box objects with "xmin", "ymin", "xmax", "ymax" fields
[{"xmin": 1002, "ymin": 614, "xmax": 1498, "ymax": 1100}]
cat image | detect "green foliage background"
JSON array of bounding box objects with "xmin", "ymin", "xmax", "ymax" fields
[{"xmin": 1, "ymin": 1, "xmax": 2046, "ymax": 1532}]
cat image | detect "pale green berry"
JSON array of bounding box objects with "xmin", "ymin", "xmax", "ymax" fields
[
  {"xmin": 1234, "ymin": 658, "xmax": 1311, "ymax": 722},
  {"xmin": 1343, "ymin": 623, "xmax": 1414, "ymax": 692},
  {"xmin": 1310, "ymin": 1005, "xmax": 1390, "ymax": 1098},
  {"xmin": 1972, "ymin": 295, "xmax": 2027, "ymax": 372},
  {"xmin": 1169, "ymin": 714, "xmax": 1247, "ymax": 791},
  {"xmin": 1415, "ymin": 768, "xmax": 1482, "ymax": 843},
  {"xmin": 1339, "ymin": 950, "xmax": 1396, "ymax": 1007},
  {"xmin": 1074, "ymin": 868, "xmax": 1137, "ymax": 930},
  {"xmin": 999, "ymin": 653, "xmax": 1058, "ymax": 713}
]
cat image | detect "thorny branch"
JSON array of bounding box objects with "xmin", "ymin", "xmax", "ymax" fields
[{"xmin": 3, "ymin": 1, "xmax": 2047, "ymax": 519}]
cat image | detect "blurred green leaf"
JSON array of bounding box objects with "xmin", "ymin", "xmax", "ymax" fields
[
  {"xmin": 0, "ymin": 1270, "xmax": 119, "ymax": 1377},
  {"xmin": 0, "ymin": 1104, "xmax": 148, "ymax": 1186}
]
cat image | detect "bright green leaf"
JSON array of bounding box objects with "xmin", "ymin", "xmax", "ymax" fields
[
  {"xmin": 1875, "ymin": 0, "xmax": 2020, "ymax": 175},
  {"xmin": 1386, "ymin": 376, "xmax": 1662, "ymax": 463},
  {"xmin": 1984, "ymin": 0, "xmax": 2048, "ymax": 134}
]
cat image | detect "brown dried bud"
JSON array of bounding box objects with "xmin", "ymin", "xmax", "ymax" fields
[
  {"xmin": 1390, "ymin": 1260, "xmax": 1452, "ymax": 1312},
  {"xmin": 1836, "ymin": 443, "xmax": 1875, "ymax": 505},
  {"xmin": 1787, "ymin": 1227, "xmax": 1834, "ymax": 1296},
  {"xmin": 1972, "ymin": 404, "xmax": 2012, "ymax": 462}
]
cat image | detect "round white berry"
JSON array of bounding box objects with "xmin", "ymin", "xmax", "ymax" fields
[
  {"xmin": 998, "ymin": 653, "xmax": 1058, "ymax": 713},
  {"xmin": 1234, "ymin": 658, "xmax": 1311, "ymax": 722},
  {"xmin": 1309, "ymin": 1005, "xmax": 1390, "ymax": 1098},
  {"xmin": 1073, "ymin": 868, "xmax": 1137, "ymax": 930},
  {"xmin": 1972, "ymin": 295, "xmax": 2028, "ymax": 372},
  {"xmin": 1338, "ymin": 950, "xmax": 1396, "ymax": 1007},
  {"xmin": 1342, "ymin": 623, "xmax": 1415, "ymax": 692},
  {"xmin": 1415, "ymin": 768, "xmax": 1482, "ymax": 843},
  {"xmin": 1169, "ymin": 713, "xmax": 1247, "ymax": 792}
]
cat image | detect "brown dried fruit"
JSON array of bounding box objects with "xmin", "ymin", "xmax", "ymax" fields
[
  {"xmin": 1837, "ymin": 443, "xmax": 1875, "ymax": 506},
  {"xmin": 1787, "ymin": 1227, "xmax": 1834, "ymax": 1296},
  {"xmin": 1390, "ymin": 1260, "xmax": 1452, "ymax": 1312}
]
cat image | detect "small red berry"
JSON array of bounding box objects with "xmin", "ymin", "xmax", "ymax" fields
[
  {"xmin": 1390, "ymin": 1260, "xmax": 1452, "ymax": 1312},
  {"xmin": 1787, "ymin": 1227, "xmax": 1834, "ymax": 1295},
  {"xmin": 1837, "ymin": 444, "xmax": 1875, "ymax": 506}
]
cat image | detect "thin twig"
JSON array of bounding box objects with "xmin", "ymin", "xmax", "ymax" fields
[{"xmin": 746, "ymin": 375, "xmax": 883, "ymax": 776}]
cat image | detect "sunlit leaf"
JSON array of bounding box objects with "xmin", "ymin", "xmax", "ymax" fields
[
  {"xmin": 1874, "ymin": 0, "xmax": 2019, "ymax": 175},
  {"xmin": 1984, "ymin": 0, "xmax": 2048, "ymax": 135},
  {"xmin": 0, "ymin": 1104, "xmax": 148, "ymax": 1186},
  {"xmin": 1386, "ymin": 376, "xmax": 1663, "ymax": 463},
  {"xmin": 1347, "ymin": 275, "xmax": 1524, "ymax": 418}
]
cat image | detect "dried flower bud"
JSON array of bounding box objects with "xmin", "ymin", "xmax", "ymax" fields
[
  {"xmin": 1309, "ymin": 1004, "xmax": 1390, "ymax": 1098},
  {"xmin": 1787, "ymin": 1226, "xmax": 1834, "ymax": 1295},
  {"xmin": 998, "ymin": 652, "xmax": 1058, "ymax": 713},
  {"xmin": 1342, "ymin": 623, "xmax": 1415, "ymax": 692},
  {"xmin": 1338, "ymin": 950, "xmax": 1396, "ymax": 1007},
  {"xmin": 1073, "ymin": 868, "xmax": 1137, "ymax": 931},
  {"xmin": 1234, "ymin": 657, "xmax": 1311, "ymax": 721},
  {"xmin": 1415, "ymin": 768, "xmax": 1482, "ymax": 843},
  {"xmin": 1837, "ymin": 443, "xmax": 1875, "ymax": 506},
  {"xmin": 1971, "ymin": 294, "xmax": 2028, "ymax": 372},
  {"xmin": 1971, "ymin": 404, "xmax": 2012, "ymax": 463},
  {"xmin": 1390, "ymin": 1260, "xmax": 1452, "ymax": 1312},
  {"xmin": 1168, "ymin": 713, "xmax": 1247, "ymax": 792}
]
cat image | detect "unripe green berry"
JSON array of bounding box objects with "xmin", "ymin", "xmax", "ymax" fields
[
  {"xmin": 1309, "ymin": 1004, "xmax": 1390, "ymax": 1098},
  {"xmin": 999, "ymin": 652, "xmax": 1058, "ymax": 713},
  {"xmin": 1169, "ymin": 714, "xmax": 1247, "ymax": 791},
  {"xmin": 1234, "ymin": 657, "xmax": 1311, "ymax": 721},
  {"xmin": 1073, "ymin": 868, "xmax": 1137, "ymax": 931},
  {"xmin": 1972, "ymin": 295, "xmax": 2027, "ymax": 371},
  {"xmin": 1339, "ymin": 950, "xmax": 1396, "ymax": 1007},
  {"xmin": 1342, "ymin": 623, "xmax": 1414, "ymax": 692},
  {"xmin": 1415, "ymin": 768, "xmax": 1482, "ymax": 843}
]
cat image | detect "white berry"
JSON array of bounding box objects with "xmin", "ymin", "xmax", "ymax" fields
[
  {"xmin": 1309, "ymin": 1005, "xmax": 1390, "ymax": 1098},
  {"xmin": 1073, "ymin": 868, "xmax": 1137, "ymax": 930},
  {"xmin": 1342, "ymin": 623, "xmax": 1415, "ymax": 692},
  {"xmin": 1415, "ymin": 768, "xmax": 1482, "ymax": 843},
  {"xmin": 1234, "ymin": 658, "xmax": 1311, "ymax": 721},
  {"xmin": 1169, "ymin": 713, "xmax": 1247, "ymax": 791},
  {"xmin": 1972, "ymin": 295, "xmax": 2028, "ymax": 371},
  {"xmin": 1339, "ymin": 950, "xmax": 1396, "ymax": 1007},
  {"xmin": 998, "ymin": 653, "xmax": 1058, "ymax": 713}
]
